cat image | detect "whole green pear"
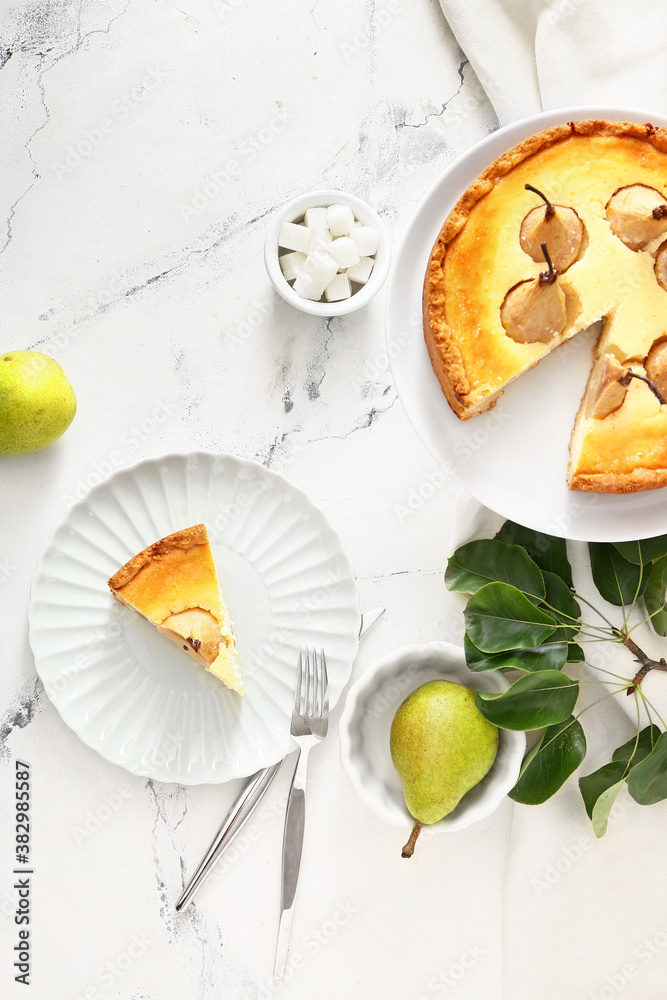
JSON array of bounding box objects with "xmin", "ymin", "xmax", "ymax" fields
[
  {"xmin": 390, "ymin": 679, "xmax": 499, "ymax": 857},
  {"xmin": 0, "ymin": 351, "xmax": 77, "ymax": 455}
]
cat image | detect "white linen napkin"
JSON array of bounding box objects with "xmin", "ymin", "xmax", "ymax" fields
[
  {"xmin": 438, "ymin": 0, "xmax": 667, "ymax": 126},
  {"xmin": 434, "ymin": 6, "xmax": 667, "ymax": 994}
]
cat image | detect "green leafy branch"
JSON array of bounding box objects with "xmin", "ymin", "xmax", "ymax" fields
[{"xmin": 446, "ymin": 520, "xmax": 667, "ymax": 836}]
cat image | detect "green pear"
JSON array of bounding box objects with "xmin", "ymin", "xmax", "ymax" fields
[
  {"xmin": 0, "ymin": 351, "xmax": 77, "ymax": 455},
  {"xmin": 390, "ymin": 679, "xmax": 499, "ymax": 857}
]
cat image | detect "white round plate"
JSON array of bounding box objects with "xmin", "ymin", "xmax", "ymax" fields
[
  {"xmin": 339, "ymin": 642, "xmax": 525, "ymax": 833},
  {"xmin": 387, "ymin": 105, "xmax": 667, "ymax": 543},
  {"xmin": 29, "ymin": 452, "xmax": 360, "ymax": 783}
]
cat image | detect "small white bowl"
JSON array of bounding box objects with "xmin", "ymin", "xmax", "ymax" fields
[
  {"xmin": 264, "ymin": 189, "xmax": 391, "ymax": 316},
  {"xmin": 339, "ymin": 642, "xmax": 526, "ymax": 833}
]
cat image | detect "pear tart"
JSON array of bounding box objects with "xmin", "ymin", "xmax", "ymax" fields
[
  {"xmin": 423, "ymin": 119, "xmax": 667, "ymax": 493},
  {"xmin": 108, "ymin": 524, "xmax": 243, "ymax": 695}
]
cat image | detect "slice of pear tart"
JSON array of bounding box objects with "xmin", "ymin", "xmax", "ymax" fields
[{"xmin": 108, "ymin": 523, "xmax": 242, "ymax": 694}]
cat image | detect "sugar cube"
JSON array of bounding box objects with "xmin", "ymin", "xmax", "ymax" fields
[
  {"xmin": 326, "ymin": 203, "xmax": 355, "ymax": 237},
  {"xmin": 349, "ymin": 226, "xmax": 379, "ymax": 257},
  {"xmin": 304, "ymin": 250, "xmax": 339, "ymax": 285},
  {"xmin": 346, "ymin": 256, "xmax": 374, "ymax": 284},
  {"xmin": 307, "ymin": 227, "xmax": 333, "ymax": 253},
  {"xmin": 279, "ymin": 251, "xmax": 307, "ymax": 282},
  {"xmin": 304, "ymin": 206, "xmax": 328, "ymax": 229},
  {"xmin": 325, "ymin": 274, "xmax": 351, "ymax": 302},
  {"xmin": 328, "ymin": 237, "xmax": 360, "ymax": 269},
  {"xmin": 279, "ymin": 221, "xmax": 311, "ymax": 253},
  {"xmin": 294, "ymin": 272, "xmax": 327, "ymax": 301}
]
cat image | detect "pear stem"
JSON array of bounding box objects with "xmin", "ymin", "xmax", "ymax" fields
[
  {"xmin": 619, "ymin": 370, "xmax": 666, "ymax": 406},
  {"xmin": 525, "ymin": 183, "xmax": 555, "ymax": 219},
  {"xmin": 401, "ymin": 821, "xmax": 423, "ymax": 858},
  {"xmin": 538, "ymin": 242, "xmax": 558, "ymax": 286}
]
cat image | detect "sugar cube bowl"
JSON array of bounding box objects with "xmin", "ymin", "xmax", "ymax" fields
[{"xmin": 264, "ymin": 189, "xmax": 391, "ymax": 316}]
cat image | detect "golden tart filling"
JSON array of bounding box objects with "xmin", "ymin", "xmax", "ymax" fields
[{"xmin": 107, "ymin": 523, "xmax": 242, "ymax": 694}]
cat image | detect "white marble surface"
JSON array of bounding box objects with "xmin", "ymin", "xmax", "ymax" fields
[{"xmin": 0, "ymin": 1, "xmax": 520, "ymax": 997}]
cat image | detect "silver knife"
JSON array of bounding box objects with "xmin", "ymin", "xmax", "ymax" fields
[{"xmin": 175, "ymin": 605, "xmax": 385, "ymax": 912}]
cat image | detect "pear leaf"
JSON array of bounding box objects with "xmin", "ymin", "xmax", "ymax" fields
[
  {"xmin": 495, "ymin": 520, "xmax": 573, "ymax": 588},
  {"xmin": 644, "ymin": 555, "xmax": 667, "ymax": 637},
  {"xmin": 465, "ymin": 642, "xmax": 568, "ymax": 673},
  {"xmin": 579, "ymin": 761, "xmax": 627, "ymax": 822},
  {"xmin": 464, "ymin": 582, "xmax": 557, "ymax": 653},
  {"xmin": 612, "ymin": 535, "xmax": 667, "ymax": 565},
  {"xmin": 476, "ymin": 670, "xmax": 579, "ymax": 730},
  {"xmin": 567, "ymin": 643, "xmax": 585, "ymax": 663},
  {"xmin": 509, "ymin": 717, "xmax": 586, "ymax": 804},
  {"xmin": 612, "ymin": 725, "xmax": 661, "ymax": 765},
  {"xmin": 445, "ymin": 539, "xmax": 545, "ymax": 598},
  {"xmin": 588, "ymin": 542, "xmax": 648, "ymax": 607},
  {"xmin": 591, "ymin": 780, "xmax": 625, "ymax": 838},
  {"xmin": 540, "ymin": 570, "xmax": 581, "ymax": 644},
  {"xmin": 627, "ymin": 732, "xmax": 667, "ymax": 804}
]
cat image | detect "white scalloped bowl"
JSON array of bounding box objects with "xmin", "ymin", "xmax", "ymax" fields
[
  {"xmin": 264, "ymin": 188, "xmax": 391, "ymax": 316},
  {"xmin": 339, "ymin": 642, "xmax": 526, "ymax": 832}
]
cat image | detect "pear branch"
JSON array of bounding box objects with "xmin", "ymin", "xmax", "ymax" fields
[{"xmin": 612, "ymin": 628, "xmax": 667, "ymax": 695}]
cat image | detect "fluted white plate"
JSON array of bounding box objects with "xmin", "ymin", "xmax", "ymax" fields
[{"xmin": 29, "ymin": 452, "xmax": 360, "ymax": 783}]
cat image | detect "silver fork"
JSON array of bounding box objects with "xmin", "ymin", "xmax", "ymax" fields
[{"xmin": 273, "ymin": 647, "xmax": 328, "ymax": 980}]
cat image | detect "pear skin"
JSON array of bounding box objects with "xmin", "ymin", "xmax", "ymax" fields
[
  {"xmin": 606, "ymin": 184, "xmax": 667, "ymax": 251},
  {"xmin": 655, "ymin": 240, "xmax": 667, "ymax": 291},
  {"xmin": 500, "ymin": 278, "xmax": 567, "ymax": 344},
  {"xmin": 520, "ymin": 205, "xmax": 583, "ymax": 272},
  {"xmin": 585, "ymin": 354, "xmax": 629, "ymax": 419},
  {"xmin": 645, "ymin": 340, "xmax": 667, "ymax": 398},
  {"xmin": 390, "ymin": 680, "xmax": 499, "ymax": 857},
  {"xmin": 0, "ymin": 350, "xmax": 77, "ymax": 455}
]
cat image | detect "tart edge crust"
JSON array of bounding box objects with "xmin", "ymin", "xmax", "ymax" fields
[
  {"xmin": 422, "ymin": 119, "xmax": 667, "ymax": 422},
  {"xmin": 568, "ymin": 469, "xmax": 667, "ymax": 493},
  {"xmin": 107, "ymin": 523, "xmax": 209, "ymax": 591}
]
